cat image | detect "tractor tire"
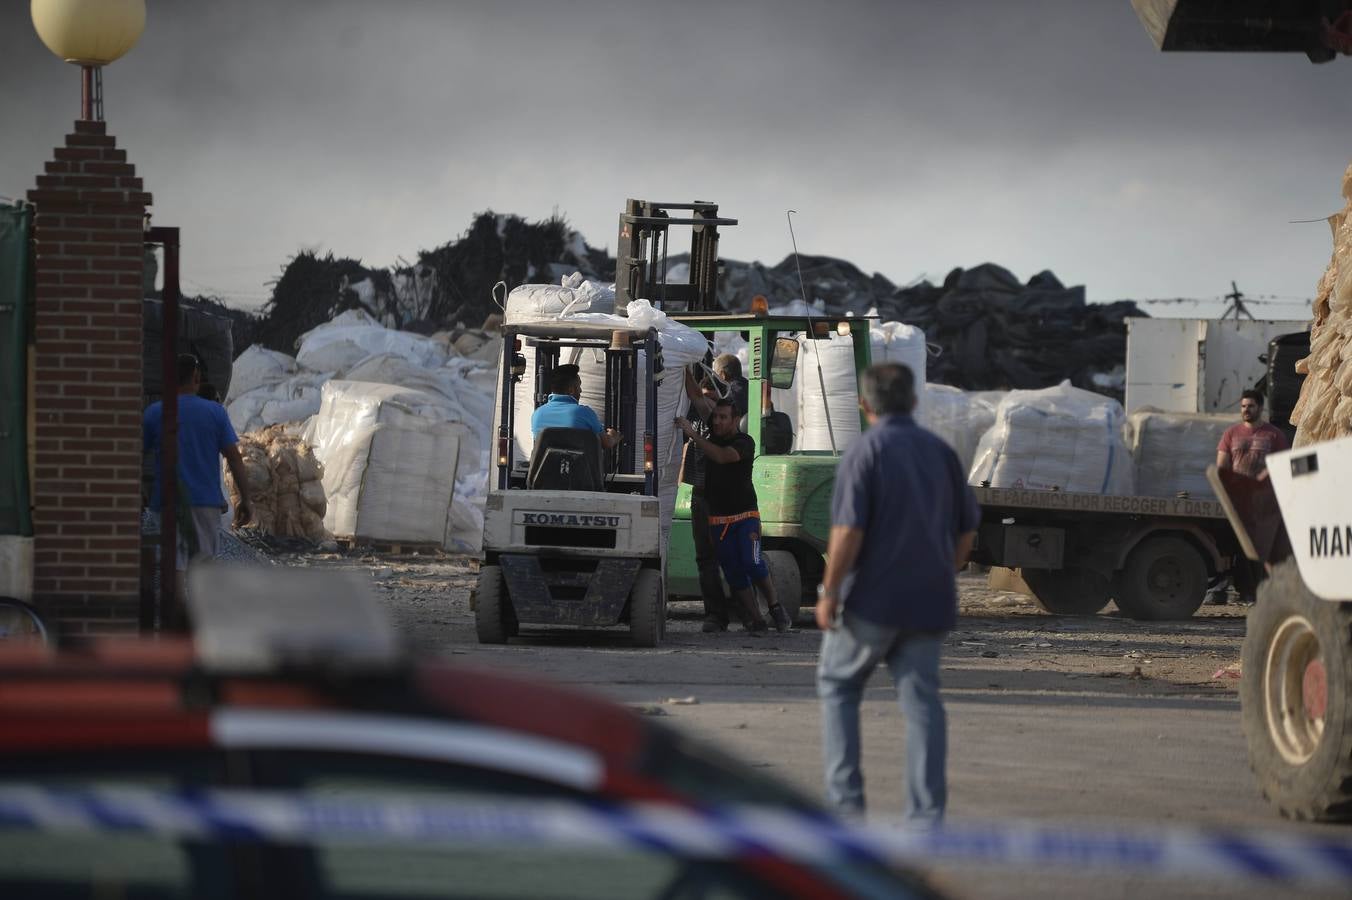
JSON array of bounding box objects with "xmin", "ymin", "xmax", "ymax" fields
[
  {"xmin": 762, "ymin": 550, "xmax": 802, "ymax": 624},
  {"xmin": 629, "ymin": 568, "xmax": 666, "ymax": 648},
  {"xmin": 474, "ymin": 565, "xmax": 512, "ymax": 644},
  {"xmin": 1020, "ymin": 567, "xmax": 1113, "ymax": 616},
  {"xmin": 1241, "ymin": 560, "xmax": 1352, "ymax": 822},
  {"xmin": 1113, "ymin": 536, "xmax": 1208, "ymax": 621}
]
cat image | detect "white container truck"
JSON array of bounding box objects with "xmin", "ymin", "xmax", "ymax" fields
[{"xmin": 1124, "ymin": 318, "xmax": 1308, "ymax": 416}]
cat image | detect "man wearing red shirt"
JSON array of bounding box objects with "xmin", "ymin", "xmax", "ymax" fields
[
  {"xmin": 1213, "ymin": 389, "xmax": 1289, "ymax": 603},
  {"xmin": 1216, "ymin": 389, "xmax": 1289, "ymax": 479}
]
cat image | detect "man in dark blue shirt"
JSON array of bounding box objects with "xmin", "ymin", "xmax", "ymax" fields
[{"xmin": 815, "ymin": 362, "xmax": 979, "ymax": 823}]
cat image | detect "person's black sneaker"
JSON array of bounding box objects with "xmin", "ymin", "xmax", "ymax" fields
[
  {"xmin": 702, "ymin": 619, "xmax": 728, "ymax": 633},
  {"xmin": 768, "ymin": 603, "xmax": 792, "ymax": 633}
]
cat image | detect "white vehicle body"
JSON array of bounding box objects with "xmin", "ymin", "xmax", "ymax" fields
[
  {"xmin": 1125, "ymin": 318, "xmax": 1307, "ymax": 415},
  {"xmin": 1266, "ymin": 435, "xmax": 1352, "ymax": 601}
]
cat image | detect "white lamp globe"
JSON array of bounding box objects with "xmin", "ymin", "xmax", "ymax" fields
[{"xmin": 31, "ymin": 0, "xmax": 146, "ymax": 66}]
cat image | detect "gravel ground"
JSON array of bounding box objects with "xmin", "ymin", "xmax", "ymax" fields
[{"xmin": 276, "ymin": 551, "xmax": 1249, "ymax": 698}]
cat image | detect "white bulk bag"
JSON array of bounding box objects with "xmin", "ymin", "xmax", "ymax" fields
[
  {"xmin": 226, "ymin": 370, "xmax": 331, "ymax": 434},
  {"xmin": 503, "ymin": 275, "xmax": 615, "ymax": 323},
  {"xmin": 309, "ymin": 381, "xmax": 469, "ymax": 547},
  {"xmin": 798, "ymin": 333, "xmax": 861, "ymax": 452},
  {"xmin": 969, "ymin": 381, "xmax": 1133, "ymax": 495},
  {"xmin": 226, "ymin": 346, "xmax": 298, "ymax": 403},
  {"xmin": 1125, "ymin": 409, "xmax": 1233, "ymax": 500},
  {"xmin": 296, "ymin": 309, "xmax": 449, "ymax": 374},
  {"xmin": 918, "ymin": 384, "xmax": 997, "ymax": 474}
]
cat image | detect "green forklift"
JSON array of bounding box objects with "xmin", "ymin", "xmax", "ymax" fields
[
  {"xmin": 664, "ymin": 313, "xmax": 872, "ymax": 621},
  {"xmin": 614, "ymin": 199, "xmax": 875, "ymax": 621}
]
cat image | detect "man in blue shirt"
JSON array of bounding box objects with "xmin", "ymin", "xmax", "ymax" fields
[
  {"xmin": 530, "ymin": 364, "xmax": 622, "ymax": 450},
  {"xmin": 144, "ymin": 355, "xmax": 253, "ymax": 590},
  {"xmin": 814, "ymin": 362, "xmax": 979, "ymax": 824}
]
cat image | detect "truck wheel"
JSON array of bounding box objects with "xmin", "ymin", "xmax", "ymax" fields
[
  {"xmin": 474, "ymin": 565, "xmax": 512, "ymax": 644},
  {"xmin": 1020, "ymin": 568, "xmax": 1112, "ymax": 616},
  {"xmin": 762, "ymin": 550, "xmax": 802, "ymax": 624},
  {"xmin": 629, "ymin": 569, "xmax": 665, "ymax": 648},
  {"xmin": 1114, "ymin": 536, "xmax": 1208, "ymax": 621},
  {"xmin": 1241, "ymin": 560, "xmax": 1352, "ymax": 821}
]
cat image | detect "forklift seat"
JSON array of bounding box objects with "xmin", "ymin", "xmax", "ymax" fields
[
  {"xmin": 527, "ymin": 428, "xmax": 605, "ymax": 492},
  {"xmin": 761, "ymin": 411, "xmax": 794, "ymax": 454}
]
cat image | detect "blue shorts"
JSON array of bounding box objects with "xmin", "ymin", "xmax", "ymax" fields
[{"xmin": 709, "ymin": 512, "xmax": 769, "ymax": 590}]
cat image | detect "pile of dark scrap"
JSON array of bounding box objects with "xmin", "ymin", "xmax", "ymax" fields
[
  {"xmin": 209, "ymin": 209, "xmax": 1144, "ymax": 396},
  {"xmin": 710, "ymin": 255, "xmax": 1145, "ymax": 394},
  {"xmin": 245, "ymin": 212, "xmax": 603, "ymax": 355},
  {"xmin": 886, "ymin": 264, "xmax": 1144, "ymax": 392}
]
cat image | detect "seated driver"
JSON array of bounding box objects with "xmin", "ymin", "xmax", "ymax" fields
[{"xmin": 531, "ymin": 364, "xmax": 623, "ymax": 449}]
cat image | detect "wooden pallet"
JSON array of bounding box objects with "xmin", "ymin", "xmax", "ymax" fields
[{"xmin": 332, "ymin": 536, "xmax": 446, "ymax": 557}]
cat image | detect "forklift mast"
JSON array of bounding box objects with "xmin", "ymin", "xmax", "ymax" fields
[{"xmin": 615, "ymin": 200, "xmax": 738, "ymax": 314}]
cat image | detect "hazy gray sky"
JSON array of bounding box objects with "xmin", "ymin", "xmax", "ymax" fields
[{"xmin": 4, "ymin": 0, "xmax": 1348, "ymax": 318}]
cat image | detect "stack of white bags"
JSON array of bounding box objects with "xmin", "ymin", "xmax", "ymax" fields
[
  {"xmin": 227, "ymin": 272, "xmax": 1220, "ymax": 554},
  {"xmin": 225, "ymin": 309, "xmax": 498, "ymax": 551}
]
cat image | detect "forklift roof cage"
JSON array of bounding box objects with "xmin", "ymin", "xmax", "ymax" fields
[{"xmin": 497, "ymin": 322, "xmax": 663, "ymax": 497}]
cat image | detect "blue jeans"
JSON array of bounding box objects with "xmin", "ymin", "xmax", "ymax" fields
[{"xmin": 816, "ymin": 613, "xmax": 947, "ymax": 823}]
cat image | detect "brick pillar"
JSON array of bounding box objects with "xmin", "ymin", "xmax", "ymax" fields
[{"xmin": 26, "ymin": 120, "xmax": 152, "ymax": 635}]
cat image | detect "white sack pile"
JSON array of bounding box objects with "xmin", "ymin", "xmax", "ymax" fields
[
  {"xmin": 1291, "ymin": 161, "xmax": 1352, "ymax": 445},
  {"xmin": 306, "ymin": 382, "xmax": 473, "ymax": 547},
  {"xmin": 225, "ymin": 426, "xmax": 328, "ymax": 542},
  {"xmin": 1125, "ymin": 409, "xmax": 1232, "ymax": 500},
  {"xmin": 969, "ymin": 381, "xmax": 1133, "ymax": 494},
  {"xmin": 225, "ymin": 309, "xmax": 500, "ymax": 552},
  {"xmin": 918, "ymin": 385, "xmax": 999, "ymax": 474}
]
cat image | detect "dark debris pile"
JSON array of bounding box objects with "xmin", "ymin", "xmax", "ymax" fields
[
  {"xmin": 714, "ymin": 256, "xmax": 1144, "ymax": 393},
  {"xmin": 209, "ymin": 212, "xmax": 1145, "ymax": 395}
]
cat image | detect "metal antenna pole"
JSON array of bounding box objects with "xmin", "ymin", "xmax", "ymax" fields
[
  {"xmin": 1223, "ymin": 280, "xmax": 1255, "ymax": 321},
  {"xmin": 787, "ymin": 210, "xmax": 837, "ymax": 454}
]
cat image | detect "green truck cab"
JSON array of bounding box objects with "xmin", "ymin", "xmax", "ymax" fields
[{"xmin": 665, "ymin": 313, "xmax": 872, "ymax": 619}]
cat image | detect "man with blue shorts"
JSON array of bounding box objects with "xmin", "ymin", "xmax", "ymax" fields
[
  {"xmin": 676, "ymin": 399, "xmax": 791, "ymax": 635},
  {"xmin": 530, "ymin": 364, "xmax": 622, "ymax": 450}
]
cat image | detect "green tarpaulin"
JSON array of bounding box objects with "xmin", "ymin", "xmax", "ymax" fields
[{"xmin": 0, "ymin": 204, "xmax": 32, "ymax": 536}]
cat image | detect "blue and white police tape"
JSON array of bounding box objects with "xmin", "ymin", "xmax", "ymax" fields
[{"xmin": 0, "ymin": 786, "xmax": 1349, "ymax": 885}]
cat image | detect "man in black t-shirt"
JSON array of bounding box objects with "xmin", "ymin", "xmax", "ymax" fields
[
  {"xmin": 676, "ymin": 399, "xmax": 792, "ymax": 635},
  {"xmin": 681, "ymin": 362, "xmax": 749, "ymax": 632}
]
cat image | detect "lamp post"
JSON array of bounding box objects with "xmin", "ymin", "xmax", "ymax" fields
[{"xmin": 31, "ymin": 0, "xmax": 146, "ymax": 122}]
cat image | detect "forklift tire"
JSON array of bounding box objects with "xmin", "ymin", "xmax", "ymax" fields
[
  {"xmin": 1020, "ymin": 567, "xmax": 1112, "ymax": 616},
  {"xmin": 1113, "ymin": 536, "xmax": 1208, "ymax": 621},
  {"xmin": 474, "ymin": 565, "xmax": 512, "ymax": 645},
  {"xmin": 629, "ymin": 569, "xmax": 665, "ymax": 648},
  {"xmin": 1241, "ymin": 560, "xmax": 1352, "ymax": 822},
  {"xmin": 762, "ymin": 550, "xmax": 802, "ymax": 624}
]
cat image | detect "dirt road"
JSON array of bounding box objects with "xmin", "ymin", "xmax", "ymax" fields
[{"xmin": 282, "ymin": 551, "xmax": 1342, "ymax": 900}]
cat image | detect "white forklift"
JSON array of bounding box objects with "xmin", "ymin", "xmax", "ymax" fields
[{"xmin": 474, "ymin": 321, "xmax": 667, "ymax": 646}]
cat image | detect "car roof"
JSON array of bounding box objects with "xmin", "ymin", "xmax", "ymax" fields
[{"xmin": 0, "ymin": 638, "xmax": 644, "ymax": 765}]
